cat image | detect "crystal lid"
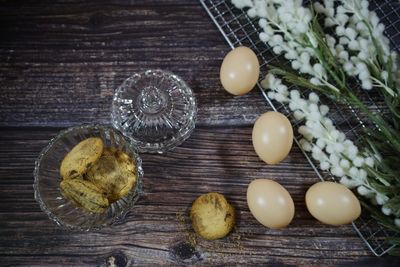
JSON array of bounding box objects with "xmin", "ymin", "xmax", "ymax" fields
[{"xmin": 111, "ymin": 69, "xmax": 197, "ymax": 153}]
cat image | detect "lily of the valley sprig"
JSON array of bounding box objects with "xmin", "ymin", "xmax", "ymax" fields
[
  {"xmin": 315, "ymin": 0, "xmax": 398, "ymax": 95},
  {"xmin": 232, "ymin": 0, "xmax": 400, "ymax": 252},
  {"xmin": 262, "ymin": 73, "xmax": 399, "ymax": 226}
]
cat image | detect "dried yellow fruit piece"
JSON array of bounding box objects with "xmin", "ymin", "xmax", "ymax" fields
[
  {"xmin": 190, "ymin": 192, "xmax": 235, "ymax": 240},
  {"xmin": 60, "ymin": 137, "xmax": 104, "ymax": 179},
  {"xmin": 60, "ymin": 178, "xmax": 109, "ymax": 213},
  {"xmin": 85, "ymin": 148, "xmax": 137, "ymax": 203}
]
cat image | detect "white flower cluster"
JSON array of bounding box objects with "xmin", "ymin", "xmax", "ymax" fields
[
  {"xmin": 314, "ymin": 0, "xmax": 398, "ymax": 93},
  {"xmin": 231, "ymin": 0, "xmax": 330, "ymax": 86},
  {"xmin": 261, "ymin": 73, "xmax": 399, "ymax": 224}
]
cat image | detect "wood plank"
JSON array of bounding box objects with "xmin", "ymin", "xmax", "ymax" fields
[
  {"xmin": 0, "ymin": 0, "xmax": 383, "ymax": 131},
  {"xmin": 0, "ymin": 127, "xmax": 396, "ymax": 266},
  {"xmin": 1, "ymin": 0, "xmax": 400, "ymax": 265},
  {"xmin": 0, "ymin": 0, "xmax": 268, "ymax": 127}
]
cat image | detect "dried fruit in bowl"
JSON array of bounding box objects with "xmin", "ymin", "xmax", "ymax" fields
[
  {"xmin": 60, "ymin": 178, "xmax": 109, "ymax": 213},
  {"xmin": 60, "ymin": 137, "xmax": 104, "ymax": 179},
  {"xmin": 59, "ymin": 137, "xmax": 138, "ymax": 214},
  {"xmin": 85, "ymin": 148, "xmax": 137, "ymax": 203}
]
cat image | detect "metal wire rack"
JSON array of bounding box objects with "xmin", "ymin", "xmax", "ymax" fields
[{"xmin": 200, "ymin": 0, "xmax": 400, "ymax": 257}]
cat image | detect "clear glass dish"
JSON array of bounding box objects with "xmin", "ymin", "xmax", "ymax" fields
[
  {"xmin": 111, "ymin": 69, "xmax": 197, "ymax": 153},
  {"xmin": 33, "ymin": 124, "xmax": 143, "ymax": 231}
]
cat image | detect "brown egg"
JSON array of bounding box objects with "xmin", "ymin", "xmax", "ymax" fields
[
  {"xmin": 306, "ymin": 181, "xmax": 361, "ymax": 226},
  {"xmin": 247, "ymin": 179, "xmax": 295, "ymax": 229},
  {"xmin": 220, "ymin": 46, "xmax": 260, "ymax": 95},
  {"xmin": 252, "ymin": 112, "xmax": 293, "ymax": 164}
]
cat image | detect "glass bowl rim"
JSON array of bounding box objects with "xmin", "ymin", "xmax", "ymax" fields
[
  {"xmin": 33, "ymin": 123, "xmax": 143, "ymax": 231},
  {"xmin": 111, "ymin": 69, "xmax": 197, "ymax": 154}
]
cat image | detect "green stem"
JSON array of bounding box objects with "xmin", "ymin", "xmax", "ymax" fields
[
  {"xmin": 370, "ymin": 76, "xmax": 396, "ymax": 97},
  {"xmin": 346, "ymin": 91, "xmax": 400, "ymax": 151}
]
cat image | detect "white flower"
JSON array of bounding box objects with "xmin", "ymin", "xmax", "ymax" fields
[
  {"xmin": 329, "ymin": 154, "xmax": 340, "ymax": 165},
  {"xmin": 316, "ymin": 138, "xmax": 326, "ymax": 149},
  {"xmin": 320, "ymin": 161, "xmax": 330, "ymax": 170},
  {"xmin": 274, "ymin": 93, "xmax": 287, "ymax": 102},
  {"xmin": 247, "ymin": 8, "xmax": 257, "ymax": 18},
  {"xmin": 357, "ymin": 51, "xmax": 368, "ymax": 61},
  {"xmin": 259, "ymin": 32, "xmax": 270, "ymax": 42},
  {"xmin": 291, "ymin": 60, "xmax": 301, "ymax": 70},
  {"xmin": 347, "ymin": 144, "xmax": 359, "ymax": 158},
  {"xmin": 340, "ymin": 176, "xmax": 360, "ymax": 189},
  {"xmin": 364, "ymin": 157, "xmax": 374, "ymax": 167},
  {"xmin": 310, "ymin": 77, "xmax": 322, "ymax": 85},
  {"xmin": 348, "ymin": 40, "xmax": 359, "ymax": 50},
  {"xmin": 325, "ymin": 17, "xmax": 336, "ymax": 27},
  {"xmin": 381, "ymin": 207, "xmax": 391, "ymax": 216},
  {"xmin": 308, "ymin": 92, "xmax": 319, "ymax": 103},
  {"xmin": 334, "ymin": 143, "xmax": 345, "ymax": 153},
  {"xmin": 298, "ymin": 125, "xmax": 310, "ymax": 136},
  {"xmin": 272, "ymin": 34, "xmax": 283, "ymax": 44},
  {"xmin": 353, "ymin": 156, "xmax": 364, "ymax": 167},
  {"xmin": 338, "ymin": 132, "xmax": 346, "ymax": 142},
  {"xmin": 361, "ymin": 79, "xmax": 372, "ymax": 90},
  {"xmin": 345, "ymin": 27, "xmax": 357, "ymax": 39},
  {"xmin": 349, "ymin": 166, "xmax": 359, "ymax": 177},
  {"xmin": 309, "ymin": 103, "xmax": 319, "ymax": 113},
  {"xmin": 285, "ymin": 49, "xmax": 298, "ymax": 60},
  {"xmin": 359, "ymin": 70, "xmax": 370, "ymax": 80},
  {"xmin": 331, "ymin": 166, "xmax": 344, "ymax": 177},
  {"xmin": 231, "ymin": 0, "xmax": 252, "ymax": 9},
  {"xmin": 336, "ymin": 25, "xmax": 345, "ymax": 35},
  {"xmin": 276, "ymin": 84, "xmax": 288, "ymax": 94},
  {"xmin": 267, "ymin": 91, "xmax": 276, "ymax": 100},
  {"xmin": 343, "ymin": 62, "xmax": 354, "ymax": 72},
  {"xmin": 296, "ymin": 22, "xmax": 308, "ymax": 33},
  {"xmin": 358, "ymin": 169, "xmax": 367, "ymax": 180},
  {"xmin": 273, "ymin": 46, "xmax": 283, "ymax": 54},
  {"xmin": 376, "ymin": 194, "xmax": 389, "ymax": 205},
  {"xmin": 339, "ymin": 50, "xmax": 349, "ymax": 61},
  {"xmin": 357, "ymin": 185, "xmax": 374, "ymax": 197},
  {"xmin": 294, "ymin": 110, "xmax": 305, "ymax": 120},
  {"xmin": 319, "ymin": 105, "xmax": 329, "ymax": 116},
  {"xmin": 381, "ymin": 71, "xmax": 388, "ymax": 81},
  {"xmin": 313, "ymin": 2, "xmax": 325, "ymax": 13},
  {"xmin": 300, "ymin": 138, "xmax": 312, "ymax": 151},
  {"xmin": 313, "ymin": 63, "xmax": 325, "ymax": 78},
  {"xmin": 340, "ymin": 159, "xmax": 350, "ymax": 169},
  {"xmin": 330, "ymin": 130, "xmax": 340, "ymax": 140}
]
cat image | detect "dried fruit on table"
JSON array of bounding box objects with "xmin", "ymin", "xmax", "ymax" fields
[
  {"xmin": 60, "ymin": 178, "xmax": 109, "ymax": 213},
  {"xmin": 60, "ymin": 137, "xmax": 104, "ymax": 179},
  {"xmin": 190, "ymin": 192, "xmax": 235, "ymax": 240}
]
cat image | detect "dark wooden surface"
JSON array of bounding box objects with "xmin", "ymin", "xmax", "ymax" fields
[{"xmin": 1, "ymin": 1, "xmax": 400, "ymax": 266}]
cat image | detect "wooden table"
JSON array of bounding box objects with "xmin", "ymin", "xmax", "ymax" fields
[{"xmin": 1, "ymin": 1, "xmax": 400, "ymax": 266}]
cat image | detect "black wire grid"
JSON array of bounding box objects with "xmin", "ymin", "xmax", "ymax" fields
[{"xmin": 200, "ymin": 0, "xmax": 400, "ymax": 256}]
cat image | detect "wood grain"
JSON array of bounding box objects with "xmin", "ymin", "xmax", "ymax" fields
[
  {"xmin": 1, "ymin": 0, "xmax": 400, "ymax": 266},
  {"xmin": 0, "ymin": 127, "xmax": 395, "ymax": 266},
  {"xmin": 0, "ymin": 0, "xmax": 267, "ymax": 128}
]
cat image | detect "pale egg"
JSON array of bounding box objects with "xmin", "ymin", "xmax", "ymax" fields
[
  {"xmin": 306, "ymin": 181, "xmax": 361, "ymax": 226},
  {"xmin": 220, "ymin": 46, "xmax": 260, "ymax": 95},
  {"xmin": 252, "ymin": 111, "xmax": 293, "ymax": 164},
  {"xmin": 247, "ymin": 179, "xmax": 295, "ymax": 229}
]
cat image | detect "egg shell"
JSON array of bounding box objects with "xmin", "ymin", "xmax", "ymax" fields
[
  {"xmin": 220, "ymin": 46, "xmax": 260, "ymax": 95},
  {"xmin": 252, "ymin": 112, "xmax": 293, "ymax": 164},
  {"xmin": 247, "ymin": 179, "xmax": 295, "ymax": 229},
  {"xmin": 306, "ymin": 181, "xmax": 361, "ymax": 226}
]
